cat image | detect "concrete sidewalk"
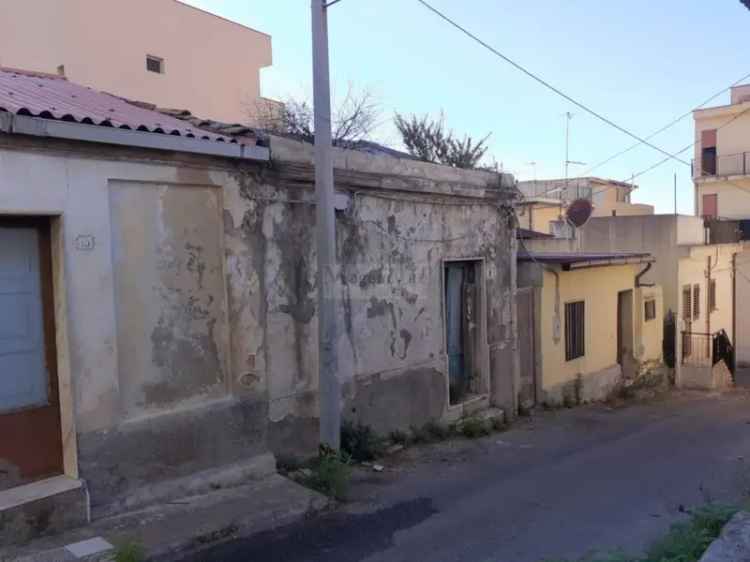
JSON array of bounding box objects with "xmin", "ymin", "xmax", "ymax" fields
[{"xmin": 1, "ymin": 475, "xmax": 329, "ymax": 562}]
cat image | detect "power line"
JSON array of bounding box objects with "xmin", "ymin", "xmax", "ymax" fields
[
  {"xmin": 580, "ymin": 70, "xmax": 750, "ymax": 178},
  {"xmin": 590, "ymin": 103, "xmax": 750, "ymax": 199},
  {"xmin": 415, "ymin": 0, "xmax": 691, "ymax": 167}
]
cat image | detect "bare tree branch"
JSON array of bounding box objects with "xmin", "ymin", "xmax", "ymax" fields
[{"xmin": 252, "ymin": 84, "xmax": 380, "ymax": 146}]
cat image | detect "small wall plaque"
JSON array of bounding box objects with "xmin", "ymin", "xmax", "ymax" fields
[{"xmin": 75, "ymin": 235, "xmax": 95, "ymax": 252}]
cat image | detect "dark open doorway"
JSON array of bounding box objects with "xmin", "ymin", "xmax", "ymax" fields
[{"xmin": 445, "ymin": 260, "xmax": 482, "ymax": 405}]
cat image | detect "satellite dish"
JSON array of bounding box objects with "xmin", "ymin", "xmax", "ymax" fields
[{"xmin": 566, "ymin": 198, "xmax": 593, "ymax": 228}]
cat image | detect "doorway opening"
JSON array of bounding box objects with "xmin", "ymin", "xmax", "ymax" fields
[
  {"xmin": 444, "ymin": 260, "xmax": 484, "ymax": 405},
  {"xmin": 517, "ymin": 288, "xmax": 537, "ymax": 408},
  {"xmin": 0, "ymin": 216, "xmax": 62, "ymax": 492}
]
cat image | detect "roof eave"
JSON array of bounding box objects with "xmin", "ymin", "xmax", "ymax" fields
[
  {"xmin": 0, "ymin": 113, "xmax": 269, "ymax": 162},
  {"xmin": 564, "ymin": 255, "xmax": 655, "ymax": 270}
]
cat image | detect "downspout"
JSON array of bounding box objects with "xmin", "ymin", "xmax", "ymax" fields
[
  {"xmin": 706, "ymin": 256, "xmax": 711, "ymax": 339},
  {"xmin": 733, "ymin": 252, "xmax": 737, "ymax": 349},
  {"xmin": 543, "ymin": 265, "xmax": 561, "ymax": 344},
  {"xmin": 635, "ymin": 261, "xmax": 654, "ymax": 287}
]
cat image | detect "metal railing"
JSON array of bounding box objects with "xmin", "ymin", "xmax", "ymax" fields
[
  {"xmin": 681, "ymin": 331, "xmax": 713, "ymax": 366},
  {"xmin": 681, "ymin": 330, "xmax": 736, "ymax": 375},
  {"xmin": 695, "ymin": 152, "xmax": 750, "ymax": 177}
]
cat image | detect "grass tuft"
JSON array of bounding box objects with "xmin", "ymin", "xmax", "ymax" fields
[
  {"xmin": 460, "ymin": 417, "xmax": 492, "ymax": 439},
  {"xmin": 112, "ymin": 541, "xmax": 146, "ymax": 562},
  {"xmin": 544, "ymin": 503, "xmax": 739, "ymax": 562},
  {"xmin": 303, "ymin": 446, "xmax": 352, "ymax": 501},
  {"xmin": 341, "ymin": 421, "xmax": 386, "ymax": 462}
]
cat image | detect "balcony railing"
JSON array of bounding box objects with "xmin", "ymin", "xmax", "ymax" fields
[
  {"xmin": 681, "ymin": 330, "xmax": 735, "ymax": 375},
  {"xmin": 695, "ymin": 152, "xmax": 750, "ymax": 178}
]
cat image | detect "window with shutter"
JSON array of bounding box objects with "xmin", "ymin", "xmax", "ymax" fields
[
  {"xmin": 709, "ymin": 279, "xmax": 717, "ymax": 311},
  {"xmin": 565, "ymin": 301, "xmax": 585, "ymax": 361},
  {"xmin": 682, "ymin": 285, "xmax": 692, "ymax": 320},
  {"xmin": 146, "ymin": 55, "xmax": 164, "ymax": 74},
  {"xmin": 693, "ymin": 284, "xmax": 700, "ymax": 319},
  {"xmin": 645, "ymin": 299, "xmax": 656, "ymax": 321}
]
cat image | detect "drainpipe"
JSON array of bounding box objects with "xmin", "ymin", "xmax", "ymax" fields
[
  {"xmin": 733, "ymin": 252, "xmax": 737, "ymax": 348},
  {"xmin": 635, "ymin": 262, "xmax": 654, "ymax": 287},
  {"xmin": 543, "ymin": 265, "xmax": 561, "ymax": 343},
  {"xmin": 706, "ymin": 256, "xmax": 712, "ymax": 338}
]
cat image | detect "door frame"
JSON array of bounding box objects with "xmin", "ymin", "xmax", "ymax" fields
[
  {"xmin": 0, "ymin": 214, "xmax": 79, "ymax": 488},
  {"xmin": 441, "ymin": 257, "xmax": 490, "ymax": 410},
  {"xmin": 517, "ymin": 286, "xmax": 542, "ymax": 407}
]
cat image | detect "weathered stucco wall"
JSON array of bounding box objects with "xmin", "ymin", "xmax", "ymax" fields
[
  {"xmin": 224, "ymin": 139, "xmax": 518, "ymax": 453},
  {"xmin": 634, "ymin": 286, "xmax": 664, "ymax": 366},
  {"xmin": 0, "ymin": 132, "xmax": 517, "ymax": 511},
  {"xmin": 0, "ymin": 139, "xmax": 270, "ymax": 510},
  {"xmin": 535, "ymin": 264, "xmax": 640, "ymax": 405},
  {"xmin": 737, "ymin": 248, "xmax": 750, "ymax": 365},
  {"xmin": 678, "ymin": 243, "xmax": 738, "ymax": 341}
]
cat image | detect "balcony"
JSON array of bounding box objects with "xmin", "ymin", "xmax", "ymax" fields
[
  {"xmin": 704, "ymin": 217, "xmax": 750, "ymax": 243},
  {"xmin": 695, "ymin": 151, "xmax": 750, "ymax": 178}
]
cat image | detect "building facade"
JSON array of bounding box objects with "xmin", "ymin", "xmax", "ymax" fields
[
  {"xmin": 518, "ymin": 177, "xmax": 654, "ymax": 221},
  {"xmin": 0, "ymin": 70, "xmax": 519, "ymax": 544},
  {"xmin": 576, "ymin": 215, "xmax": 740, "ymax": 387},
  {"xmin": 693, "ymin": 84, "xmax": 750, "ymax": 219},
  {"xmin": 0, "ymin": 0, "xmax": 273, "ymax": 124}
]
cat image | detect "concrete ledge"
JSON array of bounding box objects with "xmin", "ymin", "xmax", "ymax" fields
[
  {"xmin": 4, "ymin": 475, "xmax": 330, "ymax": 562},
  {"xmin": 700, "ymin": 511, "xmax": 750, "ymax": 561},
  {"xmin": 94, "ymin": 452, "xmax": 277, "ymax": 519},
  {"xmin": 680, "ymin": 361, "xmax": 733, "ymax": 391},
  {"xmin": 543, "ymin": 365, "xmax": 622, "ymax": 406},
  {"xmin": 0, "ymin": 476, "xmax": 88, "ymax": 547}
]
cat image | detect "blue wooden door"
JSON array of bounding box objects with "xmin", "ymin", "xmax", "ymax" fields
[
  {"xmin": 0, "ymin": 219, "xmax": 62, "ymax": 490},
  {"xmin": 0, "ymin": 227, "xmax": 48, "ymax": 410}
]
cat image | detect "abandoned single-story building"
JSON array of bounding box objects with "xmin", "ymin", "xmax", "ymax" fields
[
  {"xmin": 517, "ymin": 248, "xmax": 663, "ymax": 407},
  {"xmin": 0, "ymin": 68, "xmax": 519, "ymax": 543}
]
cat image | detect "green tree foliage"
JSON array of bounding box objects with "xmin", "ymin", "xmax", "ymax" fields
[{"xmin": 394, "ymin": 112, "xmax": 490, "ymax": 169}]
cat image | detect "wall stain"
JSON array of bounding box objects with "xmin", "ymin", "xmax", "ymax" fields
[{"xmin": 399, "ymin": 329, "xmax": 412, "ymax": 359}]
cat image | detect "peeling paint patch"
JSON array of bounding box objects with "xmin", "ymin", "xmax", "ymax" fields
[
  {"xmin": 399, "ymin": 329, "xmax": 412, "ymax": 359},
  {"xmin": 359, "ymin": 267, "xmax": 384, "ymax": 289}
]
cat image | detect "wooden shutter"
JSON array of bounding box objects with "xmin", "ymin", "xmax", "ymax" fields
[
  {"xmin": 702, "ymin": 194, "xmax": 718, "ymax": 219},
  {"xmin": 693, "ymin": 284, "xmax": 701, "ymax": 319},
  {"xmin": 682, "ymin": 286, "xmax": 692, "ymax": 320}
]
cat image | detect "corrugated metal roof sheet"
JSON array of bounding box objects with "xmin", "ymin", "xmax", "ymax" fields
[{"xmin": 0, "ymin": 68, "xmax": 235, "ymax": 144}]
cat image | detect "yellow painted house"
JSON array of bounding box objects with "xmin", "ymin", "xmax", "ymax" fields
[{"xmin": 517, "ymin": 249, "xmax": 663, "ymax": 407}]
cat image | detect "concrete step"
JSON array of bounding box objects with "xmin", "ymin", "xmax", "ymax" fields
[
  {"xmin": 0, "ymin": 476, "xmax": 88, "ymax": 548},
  {"xmin": 2, "ymin": 475, "xmax": 330, "ymax": 562}
]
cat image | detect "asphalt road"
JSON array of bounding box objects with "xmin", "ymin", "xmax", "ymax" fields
[{"xmin": 174, "ymin": 390, "xmax": 750, "ymax": 562}]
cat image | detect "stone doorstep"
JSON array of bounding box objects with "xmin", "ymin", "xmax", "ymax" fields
[
  {"xmin": 93, "ymin": 452, "xmax": 277, "ymax": 519},
  {"xmin": 0, "ymin": 476, "xmax": 83, "ymax": 512},
  {"xmin": 0, "ymin": 476, "xmax": 89, "ymax": 550},
  {"xmin": 3, "ymin": 474, "xmax": 331, "ymax": 562}
]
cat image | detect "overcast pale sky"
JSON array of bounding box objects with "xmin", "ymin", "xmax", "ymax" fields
[{"xmin": 184, "ymin": 0, "xmax": 749, "ymax": 213}]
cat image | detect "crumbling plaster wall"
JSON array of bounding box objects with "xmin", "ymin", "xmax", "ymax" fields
[
  {"xmin": 0, "ymin": 139, "xmax": 267, "ymax": 512},
  {"xmin": 0, "ymin": 134, "xmax": 517, "ymax": 509},
  {"xmin": 223, "ymin": 137, "xmax": 518, "ymax": 454}
]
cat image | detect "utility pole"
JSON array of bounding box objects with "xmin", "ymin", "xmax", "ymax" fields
[
  {"xmin": 674, "ymin": 172, "xmax": 678, "ymax": 216},
  {"xmin": 311, "ymin": 0, "xmax": 340, "ymax": 450},
  {"xmin": 564, "ymin": 112, "xmax": 572, "ymax": 198}
]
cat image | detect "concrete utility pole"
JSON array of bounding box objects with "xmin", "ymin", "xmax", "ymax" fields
[{"xmin": 311, "ymin": 0, "xmax": 341, "ymax": 450}]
